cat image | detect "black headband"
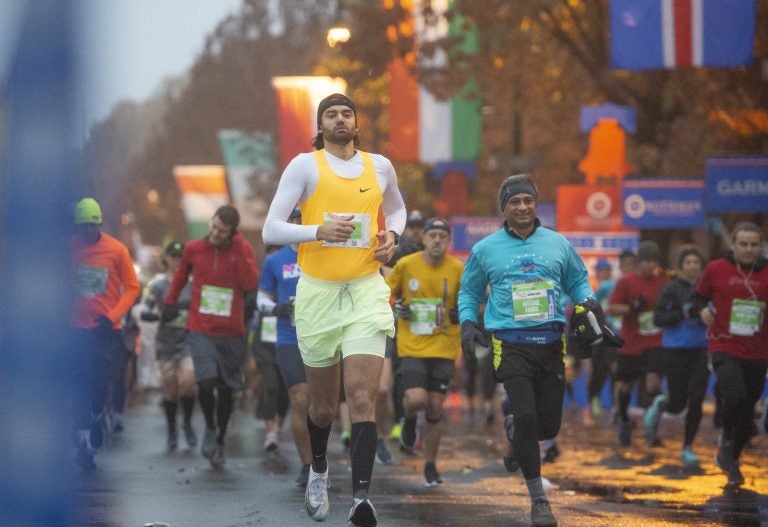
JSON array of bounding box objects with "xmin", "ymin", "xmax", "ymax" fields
[
  {"xmin": 499, "ymin": 178, "xmax": 538, "ymax": 210},
  {"xmin": 316, "ymin": 93, "xmax": 357, "ymax": 126}
]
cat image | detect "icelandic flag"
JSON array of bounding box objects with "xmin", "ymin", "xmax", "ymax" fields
[{"xmin": 610, "ymin": 0, "xmax": 756, "ymax": 70}]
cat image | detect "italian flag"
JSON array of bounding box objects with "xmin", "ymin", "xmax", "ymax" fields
[
  {"xmin": 173, "ymin": 165, "xmax": 230, "ymax": 239},
  {"xmin": 387, "ymin": 0, "xmax": 481, "ymax": 164}
]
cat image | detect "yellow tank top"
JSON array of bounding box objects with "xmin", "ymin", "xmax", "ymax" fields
[{"xmin": 298, "ymin": 149, "xmax": 382, "ymax": 281}]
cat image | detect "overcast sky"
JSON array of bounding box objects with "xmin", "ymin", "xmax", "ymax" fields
[
  {"xmin": 77, "ymin": 0, "xmax": 243, "ymax": 128},
  {"xmin": 2, "ymin": 1, "xmax": 244, "ymax": 133}
]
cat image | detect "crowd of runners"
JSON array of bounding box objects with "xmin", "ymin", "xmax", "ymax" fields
[{"xmin": 71, "ymin": 94, "xmax": 768, "ymax": 527}]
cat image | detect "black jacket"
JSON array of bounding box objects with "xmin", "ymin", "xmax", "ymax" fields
[{"xmin": 654, "ymin": 276, "xmax": 698, "ymax": 328}]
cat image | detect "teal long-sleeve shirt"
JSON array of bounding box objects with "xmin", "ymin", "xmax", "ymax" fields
[{"xmin": 458, "ymin": 222, "xmax": 593, "ymax": 332}]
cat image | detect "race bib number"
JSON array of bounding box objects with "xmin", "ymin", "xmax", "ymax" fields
[
  {"xmin": 729, "ymin": 299, "xmax": 765, "ymax": 336},
  {"xmin": 512, "ymin": 280, "xmax": 555, "ymax": 321},
  {"xmin": 260, "ymin": 316, "xmax": 277, "ymax": 343},
  {"xmin": 76, "ymin": 265, "xmax": 108, "ymax": 298},
  {"xmin": 638, "ymin": 311, "xmax": 660, "ymax": 336},
  {"xmin": 199, "ymin": 285, "xmax": 234, "ymax": 317},
  {"xmin": 322, "ymin": 212, "xmax": 371, "ymax": 248},
  {"xmin": 410, "ymin": 298, "xmax": 442, "ymax": 335}
]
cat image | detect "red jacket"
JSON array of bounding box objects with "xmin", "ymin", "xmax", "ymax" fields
[
  {"xmin": 165, "ymin": 233, "xmax": 259, "ymax": 337},
  {"xmin": 695, "ymin": 254, "xmax": 768, "ymax": 361},
  {"xmin": 609, "ymin": 271, "xmax": 667, "ymax": 356}
]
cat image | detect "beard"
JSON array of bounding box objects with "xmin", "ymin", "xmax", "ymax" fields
[{"xmin": 321, "ymin": 124, "xmax": 357, "ymax": 146}]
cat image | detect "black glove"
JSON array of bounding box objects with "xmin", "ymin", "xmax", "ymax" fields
[
  {"xmin": 449, "ymin": 306, "xmax": 459, "ymax": 325},
  {"xmin": 630, "ymin": 296, "xmax": 646, "ymax": 312},
  {"xmin": 95, "ymin": 315, "xmax": 113, "ymax": 332},
  {"xmin": 570, "ymin": 298, "xmax": 624, "ymax": 352},
  {"xmin": 161, "ymin": 304, "xmax": 180, "ymax": 324},
  {"xmin": 273, "ymin": 302, "xmax": 293, "ymax": 320},
  {"xmin": 140, "ymin": 311, "xmax": 160, "ymax": 322},
  {"xmin": 461, "ymin": 321, "xmax": 489, "ymax": 366},
  {"xmin": 393, "ymin": 299, "xmax": 410, "ymax": 320}
]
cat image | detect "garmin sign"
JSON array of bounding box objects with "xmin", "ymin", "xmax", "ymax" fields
[
  {"xmin": 706, "ymin": 157, "xmax": 768, "ymax": 212},
  {"xmin": 621, "ymin": 180, "xmax": 705, "ymax": 228}
]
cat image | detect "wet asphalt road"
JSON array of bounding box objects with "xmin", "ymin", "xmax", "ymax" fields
[{"xmin": 74, "ymin": 392, "xmax": 768, "ymax": 527}]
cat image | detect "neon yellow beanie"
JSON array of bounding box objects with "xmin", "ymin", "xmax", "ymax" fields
[{"xmin": 74, "ymin": 197, "xmax": 103, "ymax": 224}]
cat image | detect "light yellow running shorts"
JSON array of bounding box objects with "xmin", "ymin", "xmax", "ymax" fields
[{"xmin": 295, "ymin": 272, "xmax": 395, "ymax": 367}]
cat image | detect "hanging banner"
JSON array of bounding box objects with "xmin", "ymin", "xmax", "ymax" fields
[
  {"xmin": 622, "ymin": 179, "xmax": 706, "ymax": 228},
  {"xmin": 705, "ymin": 157, "xmax": 768, "ymax": 212},
  {"xmin": 449, "ymin": 216, "xmax": 502, "ymax": 256},
  {"xmin": 557, "ymin": 185, "xmax": 631, "ymax": 232},
  {"xmin": 218, "ymin": 130, "xmax": 278, "ymax": 231},
  {"xmin": 271, "ymin": 76, "xmax": 347, "ymax": 169},
  {"xmin": 173, "ymin": 165, "xmax": 229, "ymax": 239}
]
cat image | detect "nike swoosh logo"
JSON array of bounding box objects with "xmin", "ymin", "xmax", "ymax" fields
[{"xmin": 359, "ymin": 187, "xmax": 372, "ymax": 193}]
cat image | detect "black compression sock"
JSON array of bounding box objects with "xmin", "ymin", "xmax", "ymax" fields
[{"xmin": 307, "ymin": 416, "xmax": 332, "ymax": 473}]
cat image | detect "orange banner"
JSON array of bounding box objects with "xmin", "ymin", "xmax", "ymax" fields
[
  {"xmin": 556, "ymin": 185, "xmax": 631, "ymax": 232},
  {"xmin": 173, "ymin": 165, "xmax": 228, "ymax": 194}
]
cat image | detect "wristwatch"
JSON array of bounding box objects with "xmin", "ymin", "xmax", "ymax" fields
[{"xmin": 388, "ymin": 230, "xmax": 400, "ymax": 246}]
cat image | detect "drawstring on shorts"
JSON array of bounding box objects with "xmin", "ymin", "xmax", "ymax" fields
[{"xmin": 338, "ymin": 283, "xmax": 355, "ymax": 310}]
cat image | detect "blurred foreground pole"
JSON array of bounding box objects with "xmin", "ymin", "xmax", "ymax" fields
[{"xmin": 1, "ymin": 1, "xmax": 81, "ymax": 526}]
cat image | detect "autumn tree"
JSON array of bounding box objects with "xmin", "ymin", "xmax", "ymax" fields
[{"xmin": 335, "ymin": 0, "xmax": 768, "ymax": 206}]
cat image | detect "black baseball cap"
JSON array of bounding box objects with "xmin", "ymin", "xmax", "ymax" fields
[
  {"xmin": 423, "ymin": 217, "xmax": 451, "ymax": 235},
  {"xmin": 165, "ymin": 241, "xmax": 184, "ymax": 257},
  {"xmin": 406, "ymin": 210, "xmax": 425, "ymax": 227}
]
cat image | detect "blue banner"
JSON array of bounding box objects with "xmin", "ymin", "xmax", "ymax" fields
[
  {"xmin": 706, "ymin": 157, "xmax": 768, "ymax": 213},
  {"xmin": 562, "ymin": 232, "xmax": 640, "ymax": 255},
  {"xmin": 450, "ymin": 216, "xmax": 503, "ymax": 253},
  {"xmin": 622, "ymin": 179, "xmax": 706, "ymax": 228}
]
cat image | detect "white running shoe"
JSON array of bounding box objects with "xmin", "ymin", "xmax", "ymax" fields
[
  {"xmin": 263, "ymin": 430, "xmax": 279, "ymax": 452},
  {"xmin": 305, "ymin": 467, "xmax": 330, "ymax": 521}
]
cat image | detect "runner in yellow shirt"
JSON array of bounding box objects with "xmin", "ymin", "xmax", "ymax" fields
[{"xmin": 385, "ymin": 217, "xmax": 463, "ymax": 486}]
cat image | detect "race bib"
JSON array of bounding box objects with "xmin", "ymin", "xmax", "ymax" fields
[
  {"xmin": 512, "ymin": 280, "xmax": 555, "ymax": 321},
  {"xmin": 199, "ymin": 285, "xmax": 234, "ymax": 317},
  {"xmin": 729, "ymin": 299, "xmax": 765, "ymax": 336},
  {"xmin": 76, "ymin": 265, "xmax": 108, "ymax": 298},
  {"xmin": 260, "ymin": 316, "xmax": 277, "ymax": 343},
  {"xmin": 409, "ymin": 298, "xmax": 442, "ymax": 335},
  {"xmin": 638, "ymin": 311, "xmax": 660, "ymax": 336},
  {"xmin": 322, "ymin": 212, "xmax": 371, "ymax": 248}
]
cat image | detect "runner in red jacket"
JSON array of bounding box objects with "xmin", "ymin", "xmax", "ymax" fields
[
  {"xmin": 165, "ymin": 205, "xmax": 260, "ymax": 467},
  {"xmin": 693, "ymin": 222, "xmax": 768, "ymax": 487}
]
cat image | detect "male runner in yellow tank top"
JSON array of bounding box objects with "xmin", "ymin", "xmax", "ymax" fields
[{"xmin": 263, "ymin": 93, "xmax": 406, "ymax": 527}]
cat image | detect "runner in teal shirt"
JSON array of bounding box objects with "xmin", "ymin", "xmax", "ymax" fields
[{"xmin": 458, "ymin": 174, "xmax": 593, "ymax": 527}]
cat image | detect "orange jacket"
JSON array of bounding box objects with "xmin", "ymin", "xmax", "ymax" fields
[{"xmin": 71, "ymin": 232, "xmax": 140, "ymax": 329}]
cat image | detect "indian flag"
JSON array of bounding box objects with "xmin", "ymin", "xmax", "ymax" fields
[
  {"xmin": 173, "ymin": 165, "xmax": 230, "ymax": 239},
  {"xmin": 387, "ymin": 0, "xmax": 481, "ymax": 164}
]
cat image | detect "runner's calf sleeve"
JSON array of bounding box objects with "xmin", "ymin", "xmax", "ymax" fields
[
  {"xmin": 307, "ymin": 416, "xmax": 332, "ymax": 473},
  {"xmin": 350, "ymin": 421, "xmax": 377, "ymax": 498}
]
